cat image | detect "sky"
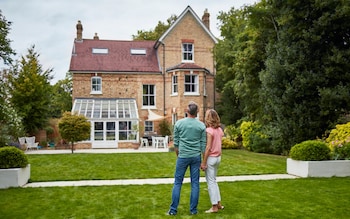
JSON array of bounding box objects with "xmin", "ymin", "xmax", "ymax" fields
[{"xmin": 1, "ymin": 0, "xmax": 257, "ymax": 84}]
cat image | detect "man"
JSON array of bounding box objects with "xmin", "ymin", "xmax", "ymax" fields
[{"xmin": 167, "ymin": 101, "xmax": 207, "ymax": 215}]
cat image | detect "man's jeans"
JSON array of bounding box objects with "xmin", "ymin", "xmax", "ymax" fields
[{"xmin": 169, "ymin": 155, "xmax": 201, "ymax": 214}]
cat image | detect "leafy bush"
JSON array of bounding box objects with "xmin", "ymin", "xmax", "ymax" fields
[
  {"xmin": 240, "ymin": 121, "xmax": 270, "ymax": 152},
  {"xmin": 0, "ymin": 146, "xmax": 29, "ymax": 169},
  {"xmin": 290, "ymin": 140, "xmax": 330, "ymax": 161},
  {"xmin": 326, "ymin": 122, "xmax": 350, "ymax": 151},
  {"xmin": 332, "ymin": 142, "xmax": 350, "ymax": 160},
  {"xmin": 222, "ymin": 137, "xmax": 239, "ymax": 149}
]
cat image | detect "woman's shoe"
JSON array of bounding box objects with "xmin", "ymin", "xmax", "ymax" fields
[
  {"xmin": 219, "ymin": 205, "xmax": 225, "ymax": 210},
  {"xmin": 205, "ymin": 208, "xmax": 218, "ymax": 213}
]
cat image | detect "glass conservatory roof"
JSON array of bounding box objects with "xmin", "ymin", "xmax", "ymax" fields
[{"xmin": 72, "ymin": 98, "xmax": 138, "ymax": 119}]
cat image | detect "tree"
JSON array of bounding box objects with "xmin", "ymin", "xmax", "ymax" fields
[
  {"xmin": 216, "ymin": 0, "xmax": 350, "ymax": 154},
  {"xmin": 132, "ymin": 15, "xmax": 177, "ymax": 40},
  {"xmin": 49, "ymin": 72, "xmax": 72, "ymax": 118},
  {"xmin": 0, "ymin": 11, "xmax": 23, "ymax": 145},
  {"xmin": 58, "ymin": 112, "xmax": 90, "ymax": 153},
  {"xmin": 260, "ymin": 0, "xmax": 350, "ymax": 152},
  {"xmin": 8, "ymin": 45, "xmax": 53, "ymax": 135},
  {"xmin": 0, "ymin": 10, "xmax": 16, "ymax": 65}
]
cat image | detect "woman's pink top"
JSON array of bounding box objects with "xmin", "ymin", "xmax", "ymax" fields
[{"xmin": 206, "ymin": 127, "xmax": 224, "ymax": 157}]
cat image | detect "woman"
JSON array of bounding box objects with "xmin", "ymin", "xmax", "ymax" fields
[{"xmin": 201, "ymin": 109, "xmax": 224, "ymax": 213}]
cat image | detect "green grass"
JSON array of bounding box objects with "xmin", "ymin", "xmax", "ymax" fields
[
  {"xmin": 1, "ymin": 149, "xmax": 349, "ymax": 218},
  {"xmin": 0, "ymin": 178, "xmax": 349, "ymax": 218},
  {"xmin": 28, "ymin": 150, "xmax": 286, "ymax": 182}
]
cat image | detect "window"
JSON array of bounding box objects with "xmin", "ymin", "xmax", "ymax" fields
[
  {"xmin": 119, "ymin": 121, "xmax": 137, "ymax": 140},
  {"xmin": 184, "ymin": 74, "xmax": 198, "ymax": 94},
  {"xmin": 182, "ymin": 43, "xmax": 193, "ymax": 62},
  {"xmin": 143, "ymin": 85, "xmax": 155, "ymax": 107},
  {"xmin": 144, "ymin": 121, "xmax": 153, "ymax": 132},
  {"xmin": 92, "ymin": 48, "xmax": 108, "ymax": 54},
  {"xmin": 172, "ymin": 75, "xmax": 178, "ymax": 95},
  {"xmin": 91, "ymin": 76, "xmax": 102, "ymax": 94}
]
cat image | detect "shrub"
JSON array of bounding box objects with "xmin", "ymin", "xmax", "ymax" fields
[
  {"xmin": 332, "ymin": 142, "xmax": 350, "ymax": 160},
  {"xmin": 240, "ymin": 121, "xmax": 270, "ymax": 152},
  {"xmin": 290, "ymin": 140, "xmax": 330, "ymax": 161},
  {"xmin": 0, "ymin": 146, "xmax": 29, "ymax": 169},
  {"xmin": 326, "ymin": 122, "xmax": 350, "ymax": 151},
  {"xmin": 222, "ymin": 137, "xmax": 239, "ymax": 149}
]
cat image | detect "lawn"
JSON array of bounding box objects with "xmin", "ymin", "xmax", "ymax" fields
[
  {"xmin": 0, "ymin": 149, "xmax": 349, "ymax": 218},
  {"xmin": 27, "ymin": 150, "xmax": 286, "ymax": 182}
]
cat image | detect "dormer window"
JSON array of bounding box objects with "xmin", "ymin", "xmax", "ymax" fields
[{"xmin": 182, "ymin": 42, "xmax": 194, "ymax": 62}]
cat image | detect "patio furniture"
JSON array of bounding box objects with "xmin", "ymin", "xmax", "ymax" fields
[
  {"xmin": 25, "ymin": 136, "xmax": 38, "ymax": 150},
  {"xmin": 18, "ymin": 137, "xmax": 26, "ymax": 149},
  {"xmin": 140, "ymin": 138, "xmax": 149, "ymax": 148},
  {"xmin": 152, "ymin": 136, "xmax": 168, "ymax": 148}
]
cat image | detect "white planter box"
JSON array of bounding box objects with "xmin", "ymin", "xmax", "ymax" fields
[
  {"xmin": 0, "ymin": 164, "xmax": 30, "ymax": 189},
  {"xmin": 287, "ymin": 158, "xmax": 350, "ymax": 177}
]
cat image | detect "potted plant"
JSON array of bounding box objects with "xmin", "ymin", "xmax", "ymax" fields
[
  {"xmin": 0, "ymin": 146, "xmax": 30, "ymax": 189},
  {"xmin": 287, "ymin": 140, "xmax": 350, "ymax": 177}
]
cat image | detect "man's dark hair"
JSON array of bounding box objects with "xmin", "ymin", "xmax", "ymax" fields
[{"xmin": 188, "ymin": 102, "xmax": 198, "ymax": 116}]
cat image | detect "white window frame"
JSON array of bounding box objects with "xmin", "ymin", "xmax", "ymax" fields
[
  {"xmin": 184, "ymin": 74, "xmax": 199, "ymax": 95},
  {"xmin": 142, "ymin": 84, "xmax": 156, "ymax": 108},
  {"xmin": 172, "ymin": 75, "xmax": 178, "ymax": 95},
  {"xmin": 182, "ymin": 43, "xmax": 194, "ymax": 62},
  {"xmin": 144, "ymin": 121, "xmax": 154, "ymax": 132},
  {"xmin": 91, "ymin": 76, "xmax": 102, "ymax": 94}
]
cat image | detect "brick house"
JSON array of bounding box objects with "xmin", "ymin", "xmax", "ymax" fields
[{"xmin": 69, "ymin": 6, "xmax": 218, "ymax": 149}]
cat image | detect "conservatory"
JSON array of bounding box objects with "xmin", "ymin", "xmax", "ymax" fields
[{"xmin": 72, "ymin": 98, "xmax": 139, "ymax": 148}]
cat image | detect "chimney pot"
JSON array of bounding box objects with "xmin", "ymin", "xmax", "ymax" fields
[{"xmin": 94, "ymin": 33, "xmax": 99, "ymax": 40}]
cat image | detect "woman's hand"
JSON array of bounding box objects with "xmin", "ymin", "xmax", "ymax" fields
[{"xmin": 200, "ymin": 163, "xmax": 207, "ymax": 171}]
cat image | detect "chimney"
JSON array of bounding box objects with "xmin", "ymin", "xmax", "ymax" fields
[
  {"xmin": 93, "ymin": 33, "xmax": 99, "ymax": 40},
  {"xmin": 76, "ymin": 20, "xmax": 83, "ymax": 41},
  {"xmin": 202, "ymin": 8, "xmax": 210, "ymax": 30}
]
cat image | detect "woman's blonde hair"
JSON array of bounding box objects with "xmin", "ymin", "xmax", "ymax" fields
[{"xmin": 205, "ymin": 109, "xmax": 221, "ymax": 128}]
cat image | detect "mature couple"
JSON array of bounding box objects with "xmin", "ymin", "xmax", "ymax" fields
[{"xmin": 167, "ymin": 101, "xmax": 224, "ymax": 216}]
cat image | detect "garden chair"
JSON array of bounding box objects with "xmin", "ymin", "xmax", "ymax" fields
[
  {"xmin": 18, "ymin": 137, "xmax": 26, "ymax": 149},
  {"xmin": 140, "ymin": 138, "xmax": 149, "ymax": 148},
  {"xmin": 25, "ymin": 136, "xmax": 38, "ymax": 150}
]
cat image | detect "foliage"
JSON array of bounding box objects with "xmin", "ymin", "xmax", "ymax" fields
[
  {"xmin": 240, "ymin": 120, "xmax": 270, "ymax": 153},
  {"xmin": 158, "ymin": 119, "xmax": 172, "ymax": 136},
  {"xmin": 8, "ymin": 45, "xmax": 53, "ymax": 135},
  {"xmin": 216, "ymin": 0, "xmax": 350, "ymax": 154},
  {"xmin": 0, "ymin": 10, "xmax": 16, "ymax": 65},
  {"xmin": 289, "ymin": 140, "xmax": 330, "ymax": 161},
  {"xmin": 332, "ymin": 142, "xmax": 350, "ymax": 160},
  {"xmin": 325, "ymin": 122, "xmax": 350, "ymax": 149},
  {"xmin": 223, "ymin": 124, "xmax": 241, "ymax": 142},
  {"xmin": 58, "ymin": 112, "xmax": 90, "ymax": 153},
  {"xmin": 0, "ymin": 146, "xmax": 28, "ymax": 168},
  {"xmin": 221, "ymin": 137, "xmax": 239, "ymax": 149},
  {"xmin": 49, "ymin": 72, "xmax": 72, "ymax": 118},
  {"xmin": 132, "ymin": 15, "xmax": 177, "ymax": 40}
]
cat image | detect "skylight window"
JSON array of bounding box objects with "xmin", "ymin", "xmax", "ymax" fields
[
  {"xmin": 131, "ymin": 49, "xmax": 146, "ymax": 55},
  {"xmin": 92, "ymin": 48, "xmax": 108, "ymax": 54}
]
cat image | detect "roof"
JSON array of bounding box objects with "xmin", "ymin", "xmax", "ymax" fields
[
  {"xmin": 167, "ymin": 63, "xmax": 210, "ymax": 74},
  {"xmin": 69, "ymin": 39, "xmax": 161, "ymax": 73},
  {"xmin": 156, "ymin": 5, "xmax": 218, "ymax": 47}
]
